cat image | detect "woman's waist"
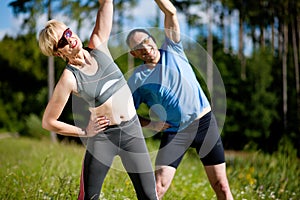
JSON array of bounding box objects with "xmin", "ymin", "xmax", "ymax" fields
[
  {"xmin": 89, "ymin": 96, "xmax": 136, "ymax": 125},
  {"xmin": 106, "ymin": 114, "xmax": 139, "ymax": 129},
  {"xmin": 108, "ymin": 111, "xmax": 136, "ymax": 125}
]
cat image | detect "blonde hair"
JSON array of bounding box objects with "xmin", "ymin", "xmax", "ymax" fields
[{"xmin": 38, "ymin": 19, "xmax": 67, "ymax": 57}]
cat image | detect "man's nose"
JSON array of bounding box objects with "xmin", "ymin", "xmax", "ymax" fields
[{"xmin": 142, "ymin": 46, "xmax": 151, "ymax": 54}]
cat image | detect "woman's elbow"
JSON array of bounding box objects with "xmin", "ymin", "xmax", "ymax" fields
[
  {"xmin": 42, "ymin": 116, "xmax": 53, "ymax": 131},
  {"xmin": 42, "ymin": 119, "xmax": 50, "ymax": 131}
]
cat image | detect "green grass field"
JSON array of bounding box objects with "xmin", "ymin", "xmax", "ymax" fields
[{"xmin": 0, "ymin": 136, "xmax": 299, "ymax": 200}]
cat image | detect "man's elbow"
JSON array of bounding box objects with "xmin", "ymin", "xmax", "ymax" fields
[{"xmin": 169, "ymin": 5, "xmax": 177, "ymax": 16}]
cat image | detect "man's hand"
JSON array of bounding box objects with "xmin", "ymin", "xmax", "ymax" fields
[
  {"xmin": 154, "ymin": 0, "xmax": 180, "ymax": 42},
  {"xmin": 149, "ymin": 121, "xmax": 171, "ymax": 132}
]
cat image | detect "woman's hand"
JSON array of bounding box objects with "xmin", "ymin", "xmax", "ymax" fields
[{"xmin": 85, "ymin": 116, "xmax": 110, "ymax": 137}]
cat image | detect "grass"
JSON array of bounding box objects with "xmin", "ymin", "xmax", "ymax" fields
[{"xmin": 0, "ymin": 136, "xmax": 299, "ymax": 200}]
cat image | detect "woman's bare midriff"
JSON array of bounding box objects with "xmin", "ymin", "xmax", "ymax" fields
[{"xmin": 89, "ymin": 84, "xmax": 136, "ymax": 125}]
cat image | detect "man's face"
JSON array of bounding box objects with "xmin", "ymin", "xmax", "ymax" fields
[{"xmin": 129, "ymin": 32, "xmax": 159, "ymax": 64}]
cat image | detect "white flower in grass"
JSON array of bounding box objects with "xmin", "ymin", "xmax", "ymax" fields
[{"xmin": 100, "ymin": 192, "xmax": 105, "ymax": 198}]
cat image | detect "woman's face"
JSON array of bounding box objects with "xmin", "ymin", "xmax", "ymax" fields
[{"xmin": 54, "ymin": 27, "xmax": 82, "ymax": 58}]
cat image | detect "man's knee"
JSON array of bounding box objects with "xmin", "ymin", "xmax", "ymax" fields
[
  {"xmin": 213, "ymin": 179, "xmax": 230, "ymax": 192},
  {"xmin": 210, "ymin": 178, "xmax": 233, "ymax": 200},
  {"xmin": 155, "ymin": 171, "xmax": 168, "ymax": 198},
  {"xmin": 156, "ymin": 181, "xmax": 167, "ymax": 199},
  {"xmin": 155, "ymin": 166, "xmax": 176, "ymax": 199}
]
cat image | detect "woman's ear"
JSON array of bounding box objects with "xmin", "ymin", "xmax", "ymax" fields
[
  {"xmin": 54, "ymin": 51, "xmax": 63, "ymax": 58},
  {"xmin": 130, "ymin": 50, "xmax": 137, "ymax": 57}
]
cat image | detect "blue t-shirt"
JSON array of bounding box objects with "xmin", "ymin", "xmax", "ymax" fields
[{"xmin": 128, "ymin": 37, "xmax": 210, "ymax": 132}]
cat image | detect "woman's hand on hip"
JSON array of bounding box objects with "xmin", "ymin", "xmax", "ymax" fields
[{"xmin": 85, "ymin": 116, "xmax": 110, "ymax": 137}]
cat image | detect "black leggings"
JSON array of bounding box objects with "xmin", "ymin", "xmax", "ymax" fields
[{"xmin": 78, "ymin": 115, "xmax": 158, "ymax": 200}]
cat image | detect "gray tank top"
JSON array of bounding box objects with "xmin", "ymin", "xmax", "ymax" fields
[{"xmin": 66, "ymin": 49, "xmax": 126, "ymax": 107}]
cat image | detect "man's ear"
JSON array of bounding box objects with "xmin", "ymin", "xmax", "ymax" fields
[{"xmin": 150, "ymin": 35, "xmax": 156, "ymax": 44}]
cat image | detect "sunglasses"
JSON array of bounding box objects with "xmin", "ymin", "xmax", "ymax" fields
[
  {"xmin": 54, "ymin": 28, "xmax": 72, "ymax": 51},
  {"xmin": 131, "ymin": 35, "xmax": 151, "ymax": 51}
]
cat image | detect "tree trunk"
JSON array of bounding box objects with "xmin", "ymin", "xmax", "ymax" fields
[
  {"xmin": 47, "ymin": 56, "xmax": 57, "ymax": 143},
  {"xmin": 282, "ymin": 22, "xmax": 288, "ymax": 131},
  {"xmin": 278, "ymin": 23, "xmax": 283, "ymax": 60},
  {"xmin": 114, "ymin": 1, "xmax": 124, "ymax": 34},
  {"xmin": 260, "ymin": 25, "xmax": 265, "ymax": 49},
  {"xmin": 292, "ymin": 17, "xmax": 300, "ymax": 130},
  {"xmin": 271, "ymin": 22, "xmax": 275, "ymax": 54},
  {"xmin": 238, "ymin": 11, "xmax": 246, "ymax": 80},
  {"xmin": 155, "ymin": 4, "xmax": 160, "ymax": 27},
  {"xmin": 228, "ymin": 10, "xmax": 232, "ymax": 52},
  {"xmin": 298, "ymin": 16, "xmax": 300, "ymax": 60},
  {"xmin": 127, "ymin": 53, "xmax": 134, "ymax": 76},
  {"xmin": 48, "ymin": 0, "xmax": 57, "ymax": 143},
  {"xmin": 207, "ymin": 1, "xmax": 213, "ymax": 96},
  {"xmin": 221, "ymin": 10, "xmax": 227, "ymax": 53}
]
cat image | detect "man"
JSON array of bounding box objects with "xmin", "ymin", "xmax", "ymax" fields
[{"xmin": 126, "ymin": 0, "xmax": 233, "ymax": 199}]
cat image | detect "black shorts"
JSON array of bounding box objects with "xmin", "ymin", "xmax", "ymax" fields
[{"xmin": 155, "ymin": 112, "xmax": 225, "ymax": 168}]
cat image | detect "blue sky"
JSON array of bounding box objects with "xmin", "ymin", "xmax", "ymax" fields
[
  {"xmin": 0, "ymin": 0, "xmax": 248, "ymax": 54},
  {"xmin": 0, "ymin": 0, "xmax": 23, "ymax": 39},
  {"xmin": 0, "ymin": 0, "xmax": 165, "ymax": 40}
]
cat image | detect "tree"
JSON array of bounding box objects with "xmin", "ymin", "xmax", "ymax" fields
[
  {"xmin": 221, "ymin": 0, "xmax": 246, "ymax": 79},
  {"xmin": 0, "ymin": 34, "xmax": 48, "ymax": 134}
]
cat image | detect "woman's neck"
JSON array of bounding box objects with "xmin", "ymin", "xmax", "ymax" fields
[{"xmin": 68, "ymin": 49, "xmax": 90, "ymax": 68}]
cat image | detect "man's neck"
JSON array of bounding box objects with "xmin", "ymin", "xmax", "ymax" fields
[{"xmin": 144, "ymin": 62, "xmax": 157, "ymax": 69}]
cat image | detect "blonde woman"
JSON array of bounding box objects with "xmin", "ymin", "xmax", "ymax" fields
[{"xmin": 38, "ymin": 1, "xmax": 158, "ymax": 199}]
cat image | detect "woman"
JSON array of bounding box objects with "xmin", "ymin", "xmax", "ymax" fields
[{"xmin": 38, "ymin": 1, "xmax": 158, "ymax": 200}]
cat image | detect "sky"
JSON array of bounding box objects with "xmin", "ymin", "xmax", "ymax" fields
[
  {"xmin": 0, "ymin": 0, "xmax": 171, "ymax": 40},
  {"xmin": 0, "ymin": 0, "xmax": 24, "ymax": 39},
  {"xmin": 0, "ymin": 0, "xmax": 248, "ymax": 54}
]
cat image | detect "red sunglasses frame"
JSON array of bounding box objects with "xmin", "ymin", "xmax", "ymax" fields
[{"xmin": 54, "ymin": 28, "xmax": 72, "ymax": 51}]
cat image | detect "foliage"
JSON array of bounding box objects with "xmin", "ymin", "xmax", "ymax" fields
[
  {"xmin": 2, "ymin": 0, "xmax": 300, "ymax": 153},
  {"xmin": 0, "ymin": 33, "xmax": 69, "ymax": 135},
  {"xmin": 24, "ymin": 113, "xmax": 49, "ymax": 138},
  {"xmin": 226, "ymin": 137, "xmax": 300, "ymax": 199},
  {"xmin": 243, "ymin": 49, "xmax": 278, "ymax": 139},
  {"xmin": 212, "ymin": 41, "xmax": 249, "ymax": 149},
  {"xmin": 0, "ymin": 137, "xmax": 84, "ymax": 199},
  {"xmin": 206, "ymin": 38, "xmax": 279, "ymax": 151},
  {"xmin": 0, "ymin": 34, "xmax": 48, "ymax": 133},
  {"xmin": 0, "ymin": 137, "xmax": 299, "ymax": 199}
]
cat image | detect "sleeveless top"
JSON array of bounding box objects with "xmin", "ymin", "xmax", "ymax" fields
[{"xmin": 66, "ymin": 49, "xmax": 126, "ymax": 107}]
